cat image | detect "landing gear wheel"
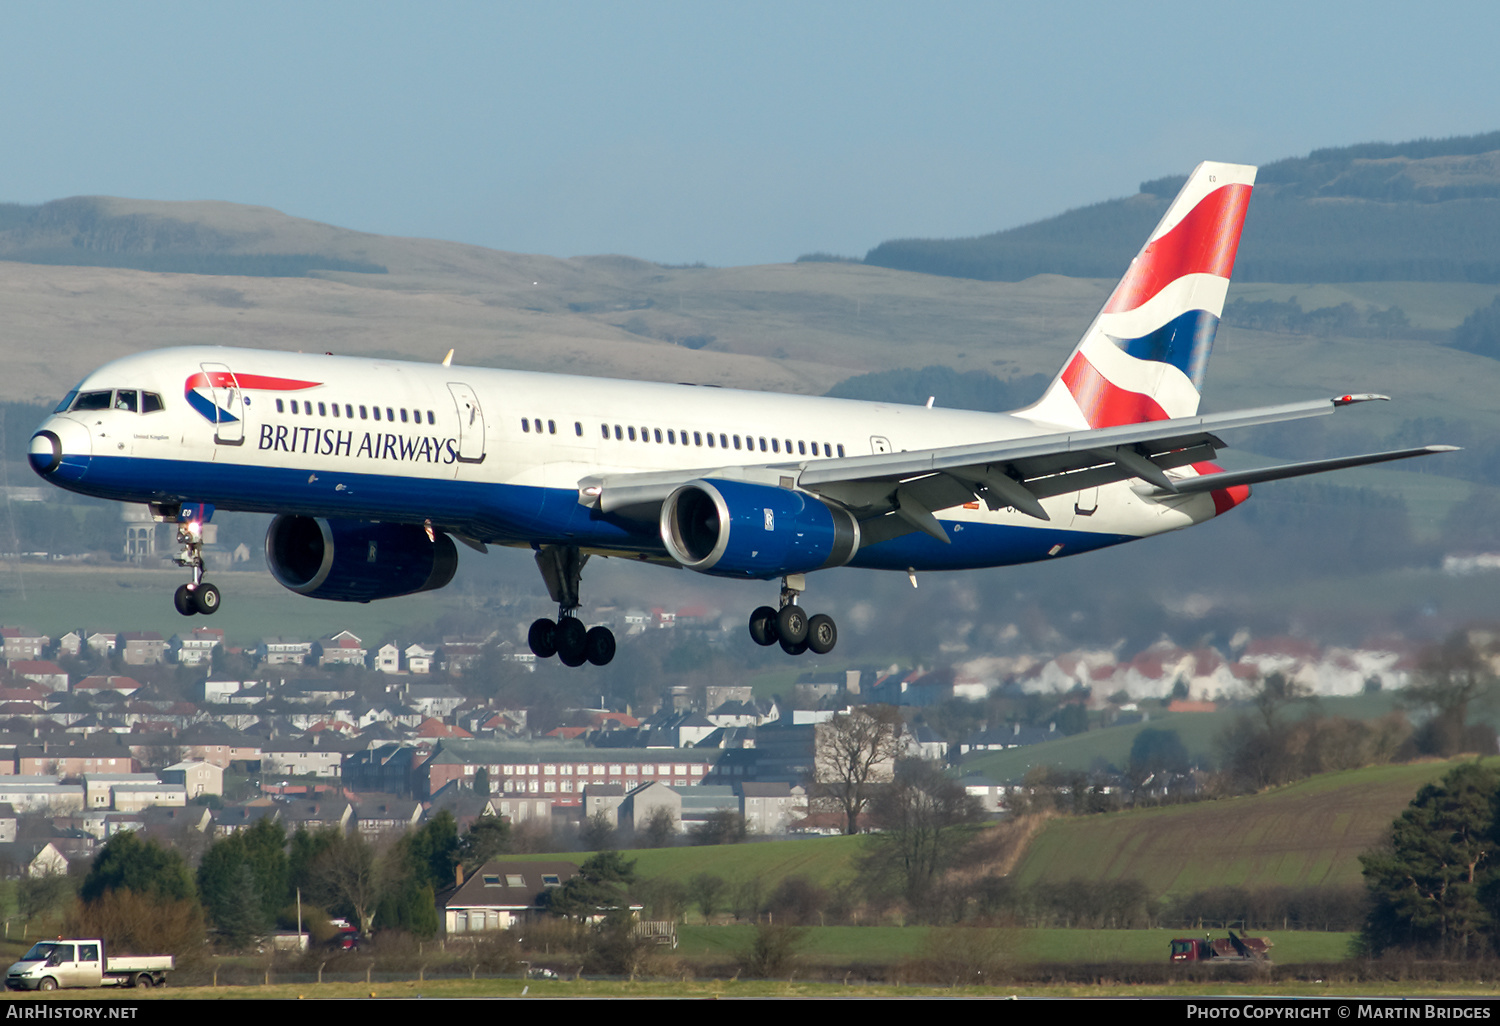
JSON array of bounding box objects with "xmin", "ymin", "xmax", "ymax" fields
[
  {"xmin": 806, "ymin": 613, "xmax": 837, "ymax": 655},
  {"xmin": 779, "ymin": 634, "xmax": 809, "ymax": 656},
  {"xmin": 174, "ymin": 584, "xmax": 198, "ymax": 617},
  {"xmin": 585, "ymin": 626, "xmax": 616, "ymax": 666},
  {"xmin": 528, "ymin": 618, "xmax": 558, "ymax": 659},
  {"xmin": 748, "ymin": 606, "xmax": 779, "ymax": 646},
  {"xmin": 776, "ymin": 605, "xmax": 808, "ymax": 646},
  {"xmin": 556, "ymin": 617, "xmax": 588, "ymax": 667},
  {"xmin": 193, "ymin": 582, "xmax": 221, "ymax": 615}
]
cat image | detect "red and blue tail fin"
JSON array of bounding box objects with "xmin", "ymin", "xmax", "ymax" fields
[{"xmin": 1026, "ymin": 161, "xmax": 1256, "ymax": 429}]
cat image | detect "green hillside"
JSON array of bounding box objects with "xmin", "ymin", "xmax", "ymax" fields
[
  {"xmin": 865, "ymin": 132, "xmax": 1500, "ymax": 283},
  {"xmin": 1010, "ymin": 759, "xmax": 1483, "ymax": 897},
  {"xmin": 503, "ymin": 834, "xmax": 865, "ymax": 890}
]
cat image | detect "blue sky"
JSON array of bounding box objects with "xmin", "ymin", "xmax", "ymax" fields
[{"xmin": 3, "ymin": 1, "xmax": 1496, "ymax": 266}]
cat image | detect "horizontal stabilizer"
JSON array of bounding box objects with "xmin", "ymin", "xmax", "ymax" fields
[{"xmin": 1156, "ymin": 445, "xmax": 1459, "ymax": 496}]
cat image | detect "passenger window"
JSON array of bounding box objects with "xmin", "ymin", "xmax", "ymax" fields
[
  {"xmin": 319, "ymin": 402, "xmax": 327, "ymax": 416},
  {"xmin": 798, "ymin": 441, "xmax": 806, "ymax": 455},
  {"xmin": 360, "ymin": 406, "xmax": 368, "ymax": 420},
  {"xmin": 534, "ymin": 418, "xmax": 542, "ymax": 433},
  {"xmin": 614, "ymin": 425, "xmax": 623, "ymax": 440},
  {"xmin": 706, "ymin": 433, "xmax": 714, "ymax": 448},
  {"xmin": 601, "ymin": 424, "xmax": 609, "ymax": 439},
  {"xmin": 640, "ymin": 426, "xmax": 648, "ymax": 441},
  {"xmin": 373, "ymin": 407, "xmax": 381, "ymax": 421},
  {"xmin": 291, "ymin": 400, "xmax": 300, "ymax": 414},
  {"xmin": 427, "ymin": 411, "xmax": 435, "ymax": 425},
  {"xmin": 276, "ymin": 399, "xmax": 285, "ymax": 413},
  {"xmin": 401, "ymin": 409, "xmax": 409, "ymax": 423},
  {"xmin": 733, "ymin": 435, "xmax": 741, "ymax": 450},
  {"xmin": 548, "ymin": 420, "xmax": 556, "ymax": 434},
  {"xmin": 522, "ymin": 419, "xmax": 530, "ymax": 432},
  {"xmin": 694, "ymin": 432, "xmax": 702, "ymax": 446},
  {"xmin": 346, "ymin": 404, "xmax": 354, "ymax": 418},
  {"xmin": 628, "ymin": 426, "xmax": 636, "ymax": 441},
  {"xmin": 667, "ymin": 429, "xmax": 676, "ymax": 444},
  {"xmin": 575, "ymin": 422, "xmax": 583, "ymax": 436},
  {"xmin": 331, "ymin": 403, "xmax": 340, "ymax": 418},
  {"xmin": 386, "ymin": 408, "xmax": 394, "ymax": 421},
  {"xmin": 759, "ymin": 437, "xmax": 767, "ymax": 451},
  {"xmin": 771, "ymin": 439, "xmax": 779, "ymax": 453},
  {"xmin": 654, "ymin": 428, "xmax": 662, "ymax": 443},
  {"xmin": 837, "ymin": 444, "xmax": 845, "ymax": 457}
]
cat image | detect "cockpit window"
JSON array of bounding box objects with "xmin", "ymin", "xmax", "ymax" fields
[
  {"xmin": 72, "ymin": 390, "xmax": 113, "ymax": 412},
  {"xmin": 63, "ymin": 389, "xmax": 164, "ymax": 414}
]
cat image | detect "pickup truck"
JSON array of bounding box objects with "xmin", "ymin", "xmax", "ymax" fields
[{"xmin": 5, "ymin": 939, "xmax": 173, "ymax": 991}]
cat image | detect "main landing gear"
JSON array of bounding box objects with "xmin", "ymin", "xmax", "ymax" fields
[
  {"xmin": 527, "ymin": 545, "xmax": 616, "ymax": 667},
  {"xmin": 747, "ymin": 574, "xmax": 837, "ymax": 657},
  {"xmin": 159, "ymin": 503, "xmax": 220, "ymax": 617}
]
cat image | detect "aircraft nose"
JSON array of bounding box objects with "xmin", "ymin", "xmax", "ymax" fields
[{"xmin": 29, "ymin": 417, "xmax": 92, "ymax": 480}]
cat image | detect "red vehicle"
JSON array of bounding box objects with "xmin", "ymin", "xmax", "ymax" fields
[{"xmin": 1170, "ymin": 931, "xmax": 1272, "ymax": 964}]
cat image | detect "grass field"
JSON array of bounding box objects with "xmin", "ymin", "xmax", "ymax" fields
[
  {"xmin": 1012, "ymin": 760, "xmax": 1481, "ymax": 895},
  {"xmin": 675, "ymin": 925, "xmax": 1356, "ymax": 965},
  {"xmin": 499, "ymin": 834, "xmax": 866, "ymax": 891}
]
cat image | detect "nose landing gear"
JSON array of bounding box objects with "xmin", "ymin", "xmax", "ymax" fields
[
  {"xmin": 160, "ymin": 503, "xmax": 220, "ymax": 616},
  {"xmin": 748, "ymin": 574, "xmax": 837, "ymax": 656}
]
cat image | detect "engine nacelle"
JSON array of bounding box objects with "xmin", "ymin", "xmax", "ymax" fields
[
  {"xmin": 660, "ymin": 478, "xmax": 859, "ymax": 579},
  {"xmin": 265, "ymin": 515, "xmax": 459, "ymax": 602}
]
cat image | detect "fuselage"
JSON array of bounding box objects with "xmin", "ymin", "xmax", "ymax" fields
[{"xmin": 30, "ymin": 345, "xmax": 1222, "ymax": 575}]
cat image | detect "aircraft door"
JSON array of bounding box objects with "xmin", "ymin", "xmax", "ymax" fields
[
  {"xmin": 200, "ymin": 362, "xmax": 245, "ymax": 445},
  {"xmin": 447, "ymin": 383, "xmax": 487, "ymax": 464}
]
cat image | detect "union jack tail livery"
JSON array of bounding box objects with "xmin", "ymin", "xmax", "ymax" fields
[{"xmin": 1030, "ymin": 161, "xmax": 1255, "ymax": 430}]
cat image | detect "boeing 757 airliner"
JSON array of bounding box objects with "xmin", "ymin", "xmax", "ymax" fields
[{"xmin": 27, "ymin": 162, "xmax": 1455, "ymax": 666}]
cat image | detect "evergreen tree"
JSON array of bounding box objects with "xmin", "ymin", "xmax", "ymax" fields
[
  {"xmin": 545, "ymin": 851, "xmax": 636, "ymax": 920},
  {"xmin": 458, "ymin": 815, "xmax": 512, "ymax": 873},
  {"xmin": 1361, "ymin": 763, "xmax": 1500, "ymax": 958},
  {"xmin": 81, "ymin": 831, "xmax": 195, "ymax": 904}
]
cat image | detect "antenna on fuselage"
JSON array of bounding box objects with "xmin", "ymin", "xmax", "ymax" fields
[{"xmin": 441, "ymin": 350, "xmax": 454, "ymax": 367}]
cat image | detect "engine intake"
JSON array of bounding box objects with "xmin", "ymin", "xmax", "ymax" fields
[
  {"xmin": 660, "ymin": 479, "xmax": 859, "ymax": 579},
  {"xmin": 265, "ymin": 516, "xmax": 459, "ymax": 602}
]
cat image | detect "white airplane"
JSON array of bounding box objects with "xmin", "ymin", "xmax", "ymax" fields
[{"xmin": 28, "ymin": 162, "xmax": 1454, "ymax": 666}]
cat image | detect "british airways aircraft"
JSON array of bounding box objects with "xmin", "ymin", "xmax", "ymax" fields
[{"xmin": 27, "ymin": 162, "xmax": 1453, "ymax": 667}]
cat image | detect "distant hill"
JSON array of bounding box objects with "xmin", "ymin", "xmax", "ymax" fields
[
  {"xmin": 0, "ymin": 196, "xmax": 389, "ymax": 277},
  {"xmin": 863, "ymin": 132, "xmax": 1500, "ymax": 283}
]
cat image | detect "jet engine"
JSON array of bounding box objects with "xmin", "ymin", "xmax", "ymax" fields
[
  {"xmin": 660, "ymin": 478, "xmax": 859, "ymax": 579},
  {"xmin": 265, "ymin": 515, "xmax": 458, "ymax": 602}
]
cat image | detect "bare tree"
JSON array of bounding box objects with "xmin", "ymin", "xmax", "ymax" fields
[
  {"xmin": 1403, "ymin": 631, "xmax": 1500, "ymax": 756},
  {"xmin": 813, "ymin": 705, "xmax": 905, "ymax": 835},
  {"xmin": 306, "ymin": 830, "xmax": 387, "ymax": 936},
  {"xmin": 860, "ymin": 763, "xmax": 985, "ymax": 910}
]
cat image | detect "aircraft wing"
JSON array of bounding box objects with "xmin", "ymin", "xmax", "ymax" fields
[{"xmin": 576, "ymin": 393, "xmax": 1455, "ymax": 545}]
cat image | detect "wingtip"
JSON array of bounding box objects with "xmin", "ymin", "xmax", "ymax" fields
[{"xmin": 1331, "ymin": 393, "xmax": 1390, "ymax": 406}]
